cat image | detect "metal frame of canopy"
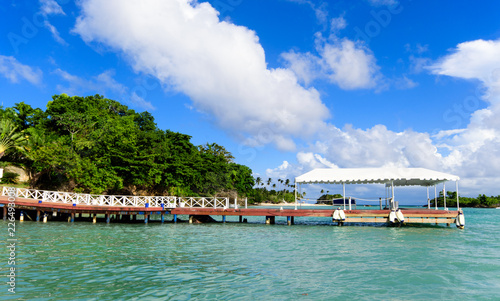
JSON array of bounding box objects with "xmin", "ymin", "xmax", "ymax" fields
[{"xmin": 294, "ymin": 168, "xmax": 460, "ymax": 210}]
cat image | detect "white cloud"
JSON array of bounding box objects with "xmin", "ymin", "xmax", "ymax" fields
[
  {"xmin": 0, "ymin": 55, "xmax": 42, "ymax": 85},
  {"xmin": 283, "ymin": 35, "xmax": 381, "ymax": 89},
  {"xmin": 430, "ymin": 39, "xmax": 500, "ymax": 90},
  {"xmin": 54, "ymin": 68, "xmax": 155, "ymax": 111},
  {"xmin": 40, "ymin": 0, "xmax": 65, "ymax": 15},
  {"xmin": 39, "ymin": 0, "xmax": 67, "ymax": 45},
  {"xmin": 73, "ymin": 0, "xmax": 329, "ymax": 151},
  {"xmin": 330, "ymin": 16, "xmax": 347, "ymax": 33},
  {"xmin": 320, "ymin": 38, "xmax": 380, "ymax": 89},
  {"xmin": 265, "ymin": 152, "xmax": 338, "ymax": 181},
  {"xmin": 394, "ymin": 75, "xmax": 418, "ymax": 89},
  {"xmin": 271, "ymin": 38, "xmax": 500, "ymax": 196}
]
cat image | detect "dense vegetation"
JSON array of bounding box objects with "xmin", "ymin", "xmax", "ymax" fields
[
  {"xmin": 431, "ymin": 191, "xmax": 500, "ymax": 208},
  {"xmin": 0, "ymin": 94, "xmax": 254, "ymax": 198}
]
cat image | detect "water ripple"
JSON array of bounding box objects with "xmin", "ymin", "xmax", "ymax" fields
[{"xmin": 1, "ymin": 208, "xmax": 499, "ymax": 300}]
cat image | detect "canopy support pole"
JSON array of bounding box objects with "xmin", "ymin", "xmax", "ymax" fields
[
  {"xmin": 456, "ymin": 181, "xmax": 459, "ymax": 210},
  {"xmin": 434, "ymin": 185, "xmax": 437, "ymax": 210},
  {"xmin": 443, "ymin": 183, "xmax": 447, "ymax": 210},
  {"xmin": 294, "ymin": 181, "xmax": 297, "ymax": 210},
  {"xmin": 427, "ymin": 186, "xmax": 430, "ymax": 209},
  {"xmin": 342, "ymin": 183, "xmax": 346, "ymax": 210},
  {"xmin": 391, "ymin": 181, "xmax": 395, "ymax": 209}
]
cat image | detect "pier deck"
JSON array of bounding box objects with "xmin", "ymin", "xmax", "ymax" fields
[{"xmin": 1, "ymin": 195, "xmax": 460, "ymax": 226}]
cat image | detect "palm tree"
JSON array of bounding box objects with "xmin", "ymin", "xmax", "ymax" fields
[
  {"xmin": 255, "ymin": 176, "xmax": 262, "ymax": 187},
  {"xmin": 267, "ymin": 178, "xmax": 272, "ymax": 187},
  {"xmin": 0, "ymin": 119, "xmax": 26, "ymax": 159}
]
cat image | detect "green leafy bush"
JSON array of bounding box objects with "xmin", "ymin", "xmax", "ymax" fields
[{"xmin": 1, "ymin": 172, "xmax": 19, "ymax": 184}]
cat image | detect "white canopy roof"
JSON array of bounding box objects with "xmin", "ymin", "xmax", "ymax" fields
[{"xmin": 295, "ymin": 168, "xmax": 459, "ymax": 187}]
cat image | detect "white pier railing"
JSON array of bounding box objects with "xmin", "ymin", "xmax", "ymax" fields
[{"xmin": 1, "ymin": 187, "xmax": 229, "ymax": 209}]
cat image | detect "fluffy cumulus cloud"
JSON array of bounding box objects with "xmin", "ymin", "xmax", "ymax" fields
[
  {"xmin": 54, "ymin": 68, "xmax": 155, "ymax": 111},
  {"xmin": 73, "ymin": 0, "xmax": 329, "ymax": 151},
  {"xmin": 269, "ymin": 38, "xmax": 500, "ymax": 196},
  {"xmin": 429, "ymin": 39, "xmax": 500, "ymax": 180},
  {"xmin": 0, "ymin": 55, "xmax": 42, "ymax": 85},
  {"xmin": 282, "ymin": 18, "xmax": 381, "ymax": 89}
]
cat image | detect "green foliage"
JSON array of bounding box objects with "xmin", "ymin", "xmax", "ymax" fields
[
  {"xmin": 317, "ymin": 193, "xmax": 343, "ymax": 200},
  {"xmin": 431, "ymin": 191, "xmax": 500, "ymax": 208},
  {"xmin": 0, "ymin": 118, "xmax": 27, "ymax": 158},
  {"xmin": 248, "ymin": 178, "xmax": 296, "ymax": 204},
  {"xmin": 1, "ymin": 172, "xmax": 19, "ymax": 184},
  {"xmin": 2, "ymin": 95, "xmax": 255, "ymax": 197}
]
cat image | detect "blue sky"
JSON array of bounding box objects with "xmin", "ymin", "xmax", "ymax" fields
[{"xmin": 2, "ymin": 0, "xmax": 500, "ymax": 202}]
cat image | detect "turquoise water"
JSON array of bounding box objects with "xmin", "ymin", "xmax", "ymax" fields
[{"xmin": 1, "ymin": 208, "xmax": 499, "ymax": 300}]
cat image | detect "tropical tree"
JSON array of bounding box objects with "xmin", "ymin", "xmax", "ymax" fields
[
  {"xmin": 255, "ymin": 176, "xmax": 262, "ymax": 187},
  {"xmin": 0, "ymin": 119, "xmax": 26, "ymax": 159}
]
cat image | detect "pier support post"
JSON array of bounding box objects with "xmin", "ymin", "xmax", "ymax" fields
[
  {"xmin": 174, "ymin": 214, "xmax": 177, "ymax": 223},
  {"xmin": 106, "ymin": 213, "xmax": 110, "ymax": 224},
  {"xmin": 3, "ymin": 206, "xmax": 6, "ymax": 221},
  {"xmin": 291, "ymin": 216, "xmax": 294, "ymax": 225},
  {"xmin": 71, "ymin": 212, "xmax": 75, "ymax": 223},
  {"xmin": 265, "ymin": 216, "xmax": 275, "ymax": 225},
  {"xmin": 379, "ymin": 198, "xmax": 382, "ymax": 210},
  {"xmin": 37, "ymin": 210, "xmax": 40, "ymax": 222},
  {"xmin": 239, "ymin": 216, "xmax": 242, "ymax": 223},
  {"xmin": 145, "ymin": 214, "xmax": 149, "ymax": 224},
  {"xmin": 132, "ymin": 214, "xmax": 137, "ymax": 222},
  {"xmin": 223, "ymin": 216, "xmax": 226, "ymax": 223},
  {"xmin": 161, "ymin": 212, "xmax": 165, "ymax": 223},
  {"xmin": 287, "ymin": 216, "xmax": 292, "ymax": 226}
]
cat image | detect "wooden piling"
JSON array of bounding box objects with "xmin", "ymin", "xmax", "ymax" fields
[
  {"xmin": 2, "ymin": 206, "xmax": 6, "ymax": 221},
  {"xmin": 266, "ymin": 216, "xmax": 275, "ymax": 224}
]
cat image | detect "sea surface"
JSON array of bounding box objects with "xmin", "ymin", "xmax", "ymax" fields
[{"xmin": 1, "ymin": 207, "xmax": 499, "ymax": 300}]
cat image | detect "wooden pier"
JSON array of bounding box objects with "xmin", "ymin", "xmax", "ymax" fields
[{"xmin": 0, "ymin": 187, "xmax": 463, "ymax": 227}]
